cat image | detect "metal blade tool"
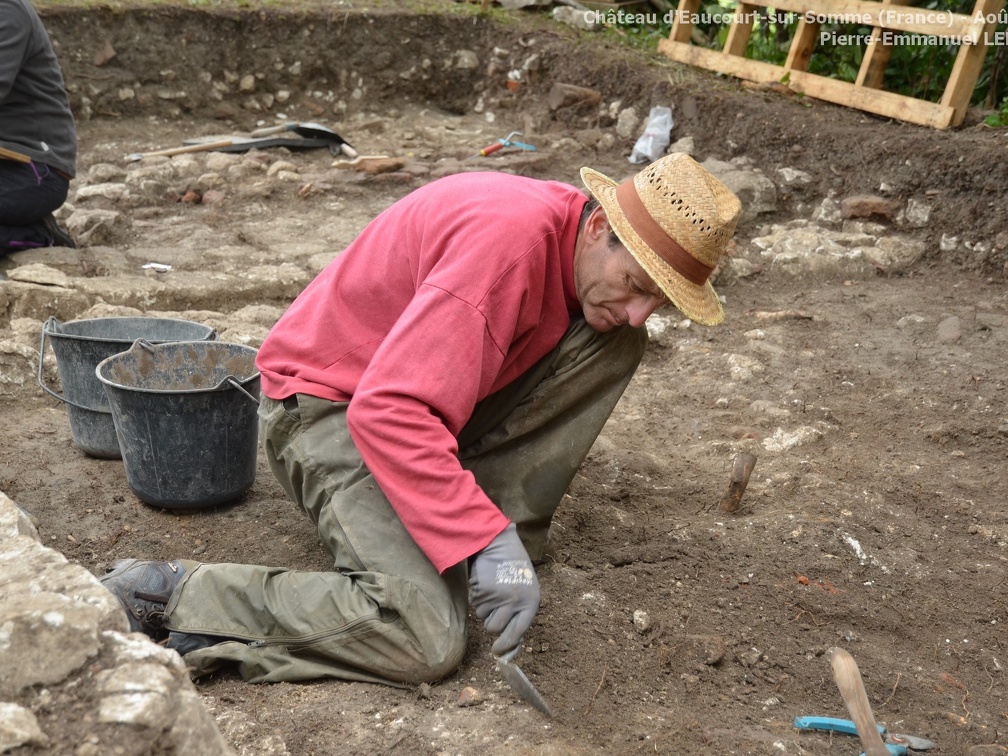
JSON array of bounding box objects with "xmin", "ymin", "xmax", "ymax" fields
[{"xmin": 494, "ymin": 650, "xmax": 554, "ymax": 718}]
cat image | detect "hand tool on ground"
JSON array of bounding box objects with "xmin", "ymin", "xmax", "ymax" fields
[
  {"xmin": 125, "ymin": 138, "xmax": 252, "ymax": 162},
  {"xmin": 126, "ymin": 135, "xmax": 336, "ymax": 162},
  {"xmin": 794, "ymin": 716, "xmax": 937, "ymax": 754},
  {"xmin": 719, "ymin": 451, "xmax": 757, "ymax": 513},
  {"xmin": 181, "ymin": 134, "xmax": 338, "ymax": 152},
  {"xmin": 830, "ymin": 647, "xmax": 892, "ymax": 756},
  {"xmin": 475, "ymin": 130, "xmax": 537, "ymax": 157},
  {"xmin": 494, "ymin": 649, "xmax": 554, "ymax": 718},
  {"xmin": 249, "ymin": 121, "xmax": 357, "ymax": 158}
]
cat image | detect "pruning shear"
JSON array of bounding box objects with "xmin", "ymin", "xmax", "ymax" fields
[
  {"xmin": 794, "ymin": 716, "xmax": 936, "ymax": 754},
  {"xmin": 476, "ymin": 130, "xmax": 537, "ymax": 157}
]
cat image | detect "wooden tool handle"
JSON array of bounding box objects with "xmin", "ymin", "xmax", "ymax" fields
[
  {"xmin": 126, "ymin": 139, "xmax": 238, "ymax": 162},
  {"xmin": 0, "ymin": 146, "xmax": 31, "ymax": 163},
  {"xmin": 249, "ymin": 125, "xmax": 286, "ymax": 137},
  {"xmin": 480, "ymin": 141, "xmax": 504, "ymax": 156},
  {"xmin": 830, "ymin": 648, "xmax": 890, "ymax": 756},
  {"xmin": 719, "ymin": 452, "xmax": 757, "ymax": 513}
]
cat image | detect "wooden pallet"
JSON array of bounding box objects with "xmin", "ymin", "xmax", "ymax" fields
[{"xmin": 658, "ymin": 0, "xmax": 1005, "ymax": 128}]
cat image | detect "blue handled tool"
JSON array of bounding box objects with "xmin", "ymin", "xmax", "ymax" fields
[
  {"xmin": 794, "ymin": 716, "xmax": 937, "ymax": 754},
  {"xmin": 476, "ymin": 130, "xmax": 537, "ymax": 157}
]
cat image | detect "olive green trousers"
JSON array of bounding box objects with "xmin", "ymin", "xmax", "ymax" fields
[{"xmin": 169, "ymin": 319, "xmax": 646, "ymax": 684}]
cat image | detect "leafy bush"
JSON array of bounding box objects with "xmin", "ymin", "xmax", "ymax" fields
[{"xmin": 984, "ymin": 97, "xmax": 1008, "ymax": 126}]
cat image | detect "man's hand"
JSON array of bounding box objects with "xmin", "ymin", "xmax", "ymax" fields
[{"xmin": 468, "ymin": 523, "xmax": 540, "ymax": 657}]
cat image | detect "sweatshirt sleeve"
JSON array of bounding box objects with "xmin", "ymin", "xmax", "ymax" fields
[
  {"xmin": 0, "ymin": 4, "xmax": 30, "ymax": 103},
  {"xmin": 345, "ymin": 282, "xmax": 514, "ymax": 574}
]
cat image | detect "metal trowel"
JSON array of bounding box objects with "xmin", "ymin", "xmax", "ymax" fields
[{"xmin": 495, "ymin": 650, "xmax": 554, "ymax": 718}]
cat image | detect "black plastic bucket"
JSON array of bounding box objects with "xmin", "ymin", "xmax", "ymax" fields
[
  {"xmin": 38, "ymin": 317, "xmax": 217, "ymax": 459},
  {"xmin": 96, "ymin": 340, "xmax": 261, "ymax": 509}
]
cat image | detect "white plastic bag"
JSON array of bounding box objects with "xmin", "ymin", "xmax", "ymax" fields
[{"xmin": 629, "ymin": 106, "xmax": 674, "ymax": 164}]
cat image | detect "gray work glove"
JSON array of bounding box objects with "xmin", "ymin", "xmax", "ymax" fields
[{"xmin": 468, "ymin": 523, "xmax": 540, "ymax": 658}]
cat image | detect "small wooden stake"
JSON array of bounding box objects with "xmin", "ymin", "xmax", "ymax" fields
[{"xmin": 719, "ymin": 452, "xmax": 757, "ymax": 513}]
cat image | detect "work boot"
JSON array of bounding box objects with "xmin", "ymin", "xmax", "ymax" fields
[
  {"xmin": 41, "ymin": 213, "xmax": 76, "ymax": 248},
  {"xmin": 99, "ymin": 559, "xmax": 185, "ymax": 638},
  {"xmin": 166, "ymin": 630, "xmax": 224, "ymax": 656}
]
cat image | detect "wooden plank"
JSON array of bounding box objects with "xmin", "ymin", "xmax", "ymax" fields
[
  {"xmin": 670, "ymin": 0, "xmax": 702, "ymax": 43},
  {"xmin": 731, "ymin": 0, "xmax": 978, "ymax": 40},
  {"xmin": 723, "ymin": 2, "xmax": 758, "ymax": 56},
  {"xmin": 784, "ymin": 18, "xmax": 820, "ymax": 71},
  {"xmin": 658, "ymin": 37, "xmax": 785, "ymax": 82},
  {"xmin": 940, "ymin": 0, "xmax": 1006, "ymax": 125},
  {"xmin": 658, "ymin": 36, "xmax": 957, "ymax": 128},
  {"xmin": 855, "ymin": 0, "xmax": 913, "ymax": 88},
  {"xmin": 787, "ymin": 69, "xmax": 956, "ymax": 127}
]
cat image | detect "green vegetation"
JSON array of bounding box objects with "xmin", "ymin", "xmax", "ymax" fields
[{"xmin": 984, "ymin": 97, "xmax": 1008, "ymax": 126}]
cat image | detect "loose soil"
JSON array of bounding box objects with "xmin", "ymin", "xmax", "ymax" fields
[{"xmin": 3, "ymin": 2, "xmax": 1007, "ymax": 754}]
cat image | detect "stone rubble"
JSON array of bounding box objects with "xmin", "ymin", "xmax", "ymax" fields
[{"xmin": 0, "ymin": 492, "xmax": 235, "ymax": 755}]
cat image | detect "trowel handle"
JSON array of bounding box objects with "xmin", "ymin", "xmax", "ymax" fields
[
  {"xmin": 479, "ymin": 141, "xmax": 504, "ymax": 156},
  {"xmin": 830, "ymin": 648, "xmax": 890, "ymax": 756}
]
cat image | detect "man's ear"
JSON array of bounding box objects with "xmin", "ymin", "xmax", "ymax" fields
[{"xmin": 585, "ymin": 206, "xmax": 610, "ymax": 241}]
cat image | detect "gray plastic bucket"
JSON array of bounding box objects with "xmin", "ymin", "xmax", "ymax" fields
[
  {"xmin": 38, "ymin": 317, "xmax": 217, "ymax": 459},
  {"xmin": 96, "ymin": 340, "xmax": 261, "ymax": 509}
]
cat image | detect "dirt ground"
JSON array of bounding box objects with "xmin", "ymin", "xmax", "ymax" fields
[{"xmin": 3, "ymin": 2, "xmax": 1007, "ymax": 754}]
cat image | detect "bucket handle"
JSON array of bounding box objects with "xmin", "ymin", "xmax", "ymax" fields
[
  {"xmin": 226, "ymin": 376, "xmax": 261, "ymax": 405},
  {"xmin": 37, "ymin": 316, "xmax": 97, "ymax": 411}
]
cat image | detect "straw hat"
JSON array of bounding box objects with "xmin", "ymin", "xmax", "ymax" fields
[{"xmin": 580, "ymin": 153, "xmax": 742, "ymax": 326}]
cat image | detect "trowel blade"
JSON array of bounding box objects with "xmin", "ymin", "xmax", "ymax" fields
[{"xmin": 496, "ymin": 656, "xmax": 554, "ymax": 718}]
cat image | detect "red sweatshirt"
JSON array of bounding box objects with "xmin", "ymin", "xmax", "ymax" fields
[{"xmin": 257, "ymin": 172, "xmax": 586, "ymax": 573}]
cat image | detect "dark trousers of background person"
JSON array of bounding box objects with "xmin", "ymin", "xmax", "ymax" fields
[{"xmin": 0, "ymin": 158, "xmax": 70, "ymax": 252}]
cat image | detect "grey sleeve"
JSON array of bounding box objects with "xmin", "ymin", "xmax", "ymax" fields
[{"xmin": 0, "ymin": 2, "xmax": 32, "ymax": 104}]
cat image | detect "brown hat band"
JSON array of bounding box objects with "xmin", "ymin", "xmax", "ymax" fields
[{"xmin": 615, "ymin": 179, "xmax": 713, "ymax": 286}]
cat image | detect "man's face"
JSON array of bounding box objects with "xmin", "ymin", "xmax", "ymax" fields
[{"xmin": 574, "ymin": 208, "xmax": 668, "ymax": 332}]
